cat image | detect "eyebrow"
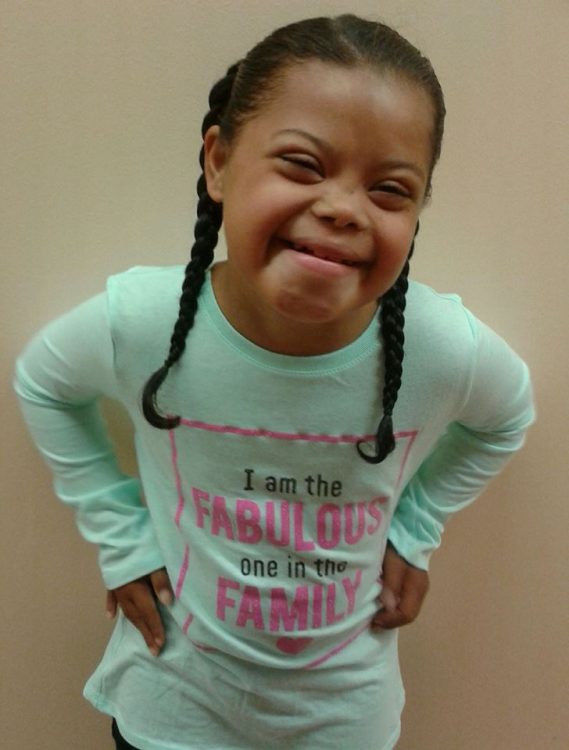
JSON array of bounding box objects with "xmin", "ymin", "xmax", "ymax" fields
[
  {"xmin": 379, "ymin": 159, "xmax": 426, "ymax": 181},
  {"xmin": 275, "ymin": 128, "xmax": 426, "ymax": 180},
  {"xmin": 275, "ymin": 128, "xmax": 330, "ymax": 152}
]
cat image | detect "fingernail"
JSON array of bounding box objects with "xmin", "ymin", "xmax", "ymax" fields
[
  {"xmin": 158, "ymin": 589, "xmax": 173, "ymax": 606},
  {"xmin": 380, "ymin": 586, "xmax": 398, "ymax": 613}
]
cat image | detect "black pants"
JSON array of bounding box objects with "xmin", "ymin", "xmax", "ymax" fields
[{"xmin": 112, "ymin": 719, "xmax": 141, "ymax": 750}]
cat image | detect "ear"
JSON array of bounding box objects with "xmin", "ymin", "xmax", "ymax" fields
[{"xmin": 203, "ymin": 125, "xmax": 228, "ymax": 203}]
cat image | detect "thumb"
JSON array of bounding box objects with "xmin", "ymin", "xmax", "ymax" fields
[
  {"xmin": 149, "ymin": 568, "xmax": 174, "ymax": 606},
  {"xmin": 372, "ymin": 544, "xmax": 407, "ymax": 628},
  {"xmin": 380, "ymin": 543, "xmax": 408, "ymax": 601},
  {"xmin": 379, "ymin": 584, "xmax": 399, "ymax": 613},
  {"xmin": 106, "ymin": 590, "xmax": 117, "ymax": 619}
]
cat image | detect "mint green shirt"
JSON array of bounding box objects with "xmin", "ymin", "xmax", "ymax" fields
[{"xmin": 14, "ymin": 266, "xmax": 534, "ymax": 749}]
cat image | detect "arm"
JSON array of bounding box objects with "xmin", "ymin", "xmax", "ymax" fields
[
  {"xmin": 388, "ymin": 313, "xmax": 535, "ymax": 572},
  {"xmin": 373, "ymin": 315, "xmax": 534, "ymax": 628},
  {"xmin": 14, "ymin": 293, "xmax": 174, "ymax": 652},
  {"xmin": 13, "ymin": 293, "xmax": 166, "ymax": 590}
]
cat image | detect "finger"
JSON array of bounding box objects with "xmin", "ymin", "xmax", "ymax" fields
[
  {"xmin": 149, "ymin": 568, "xmax": 174, "ymax": 607},
  {"xmin": 106, "ymin": 590, "xmax": 117, "ymax": 619},
  {"xmin": 115, "ymin": 579, "xmax": 166, "ymax": 655},
  {"xmin": 122, "ymin": 602, "xmax": 162, "ymax": 656},
  {"xmin": 378, "ymin": 585, "xmax": 399, "ymax": 613},
  {"xmin": 373, "ymin": 569, "xmax": 429, "ymax": 629},
  {"xmin": 372, "ymin": 545, "xmax": 407, "ymax": 628},
  {"xmin": 131, "ymin": 584, "xmax": 166, "ymax": 653},
  {"xmin": 372, "ymin": 596, "xmax": 416, "ymax": 629},
  {"xmin": 380, "ymin": 544, "xmax": 408, "ymax": 599}
]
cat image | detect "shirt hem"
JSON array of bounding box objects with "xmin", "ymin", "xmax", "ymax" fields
[{"xmin": 84, "ymin": 684, "xmax": 402, "ymax": 750}]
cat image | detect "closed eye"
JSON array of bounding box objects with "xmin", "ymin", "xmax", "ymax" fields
[
  {"xmin": 373, "ymin": 183, "xmax": 411, "ymax": 198},
  {"xmin": 280, "ymin": 155, "xmax": 321, "ymax": 174}
]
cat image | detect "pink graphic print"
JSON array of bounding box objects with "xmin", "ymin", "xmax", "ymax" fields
[
  {"xmin": 168, "ymin": 419, "xmax": 417, "ymax": 667},
  {"xmin": 175, "ymin": 544, "xmax": 190, "ymax": 599},
  {"xmin": 276, "ymin": 636, "xmax": 314, "ymax": 654}
]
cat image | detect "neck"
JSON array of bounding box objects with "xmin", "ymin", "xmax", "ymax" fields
[{"xmin": 210, "ymin": 262, "xmax": 377, "ymax": 356}]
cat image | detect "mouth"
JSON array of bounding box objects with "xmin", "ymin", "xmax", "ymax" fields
[{"xmin": 286, "ymin": 240, "xmax": 361, "ymax": 267}]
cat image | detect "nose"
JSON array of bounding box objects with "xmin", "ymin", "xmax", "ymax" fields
[{"xmin": 311, "ymin": 187, "xmax": 368, "ymax": 230}]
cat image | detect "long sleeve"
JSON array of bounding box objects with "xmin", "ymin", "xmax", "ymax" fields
[
  {"xmin": 388, "ymin": 312, "xmax": 535, "ymax": 570},
  {"xmin": 14, "ymin": 293, "xmax": 164, "ymax": 589}
]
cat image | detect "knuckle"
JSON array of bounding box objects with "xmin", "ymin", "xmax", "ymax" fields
[
  {"xmin": 152, "ymin": 577, "xmax": 164, "ymax": 591},
  {"xmin": 399, "ymin": 608, "xmax": 415, "ymax": 625},
  {"xmin": 124, "ymin": 613, "xmax": 141, "ymax": 629},
  {"xmin": 148, "ymin": 621, "xmax": 161, "ymax": 638},
  {"xmin": 123, "ymin": 607, "xmax": 140, "ymax": 624}
]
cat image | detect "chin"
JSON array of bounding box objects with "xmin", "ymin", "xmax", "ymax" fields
[{"xmin": 273, "ymin": 290, "xmax": 347, "ymax": 324}]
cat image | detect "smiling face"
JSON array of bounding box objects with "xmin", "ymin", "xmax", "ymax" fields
[{"xmin": 204, "ymin": 61, "xmax": 434, "ymax": 354}]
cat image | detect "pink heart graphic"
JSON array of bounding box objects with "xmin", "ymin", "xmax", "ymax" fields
[{"xmin": 276, "ymin": 636, "xmax": 313, "ymax": 654}]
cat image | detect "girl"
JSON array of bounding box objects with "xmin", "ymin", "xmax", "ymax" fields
[{"xmin": 14, "ymin": 14, "xmax": 534, "ymax": 750}]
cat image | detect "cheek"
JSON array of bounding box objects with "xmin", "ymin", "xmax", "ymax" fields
[
  {"xmin": 380, "ymin": 215, "xmax": 417, "ymax": 260},
  {"xmin": 244, "ymin": 191, "xmax": 302, "ymax": 242},
  {"xmin": 368, "ymin": 218, "xmax": 416, "ymax": 288}
]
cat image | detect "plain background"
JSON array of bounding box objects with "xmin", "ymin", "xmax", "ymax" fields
[{"xmin": 2, "ymin": 1, "xmax": 567, "ymax": 748}]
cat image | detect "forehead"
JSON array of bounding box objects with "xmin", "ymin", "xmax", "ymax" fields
[{"xmin": 236, "ymin": 61, "xmax": 434, "ymax": 172}]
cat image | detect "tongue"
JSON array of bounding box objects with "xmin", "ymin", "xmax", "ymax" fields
[
  {"xmin": 293, "ymin": 244, "xmax": 311, "ymax": 255},
  {"xmin": 290, "ymin": 243, "xmax": 353, "ymax": 266}
]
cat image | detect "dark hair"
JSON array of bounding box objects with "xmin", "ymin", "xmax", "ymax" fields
[{"xmin": 142, "ymin": 14, "xmax": 446, "ymax": 463}]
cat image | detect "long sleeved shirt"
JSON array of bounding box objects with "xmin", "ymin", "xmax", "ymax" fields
[{"xmin": 14, "ymin": 266, "xmax": 534, "ymax": 749}]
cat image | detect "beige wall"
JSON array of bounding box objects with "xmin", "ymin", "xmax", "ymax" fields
[{"xmin": 2, "ymin": 1, "xmax": 567, "ymax": 748}]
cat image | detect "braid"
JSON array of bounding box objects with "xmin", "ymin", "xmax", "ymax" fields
[
  {"xmin": 142, "ymin": 64, "xmax": 240, "ymax": 429},
  {"xmin": 357, "ymin": 224, "xmax": 418, "ymax": 464}
]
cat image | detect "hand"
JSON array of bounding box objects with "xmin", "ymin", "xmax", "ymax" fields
[
  {"xmin": 372, "ymin": 543, "xmax": 429, "ymax": 629},
  {"xmin": 106, "ymin": 568, "xmax": 174, "ymax": 656}
]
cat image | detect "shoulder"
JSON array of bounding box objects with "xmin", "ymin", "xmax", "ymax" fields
[
  {"xmin": 405, "ymin": 279, "xmax": 519, "ymax": 362},
  {"xmin": 402, "ymin": 280, "xmax": 480, "ymax": 412},
  {"xmin": 106, "ymin": 265, "xmax": 186, "ymax": 329},
  {"xmin": 403, "ymin": 280, "xmax": 533, "ymax": 425},
  {"xmin": 107, "ymin": 265, "xmax": 185, "ymax": 306},
  {"xmin": 406, "ymin": 279, "xmax": 470, "ymax": 323},
  {"xmin": 405, "ymin": 279, "xmax": 476, "ymax": 354},
  {"xmin": 105, "ymin": 265, "xmax": 186, "ymax": 374}
]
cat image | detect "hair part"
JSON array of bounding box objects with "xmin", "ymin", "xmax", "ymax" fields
[{"xmin": 142, "ymin": 15, "xmax": 445, "ymax": 464}]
